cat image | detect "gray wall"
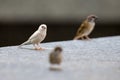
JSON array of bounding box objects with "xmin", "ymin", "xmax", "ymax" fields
[{"xmin": 0, "ymin": 0, "xmax": 120, "ymax": 21}]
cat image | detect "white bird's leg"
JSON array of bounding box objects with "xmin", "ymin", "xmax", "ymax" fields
[
  {"xmin": 36, "ymin": 43, "xmax": 44, "ymax": 50},
  {"xmin": 33, "ymin": 44, "xmax": 40, "ymax": 50}
]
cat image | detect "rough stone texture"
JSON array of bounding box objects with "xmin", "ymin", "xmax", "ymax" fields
[{"xmin": 0, "ymin": 36, "xmax": 120, "ymax": 80}]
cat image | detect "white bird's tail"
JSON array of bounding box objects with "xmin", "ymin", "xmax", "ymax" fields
[{"xmin": 19, "ymin": 40, "xmax": 31, "ymax": 47}]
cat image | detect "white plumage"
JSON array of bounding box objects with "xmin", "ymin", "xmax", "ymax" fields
[{"xmin": 19, "ymin": 24, "xmax": 47, "ymax": 50}]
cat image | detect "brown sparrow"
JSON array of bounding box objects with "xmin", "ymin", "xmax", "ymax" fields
[
  {"xmin": 49, "ymin": 46, "xmax": 62, "ymax": 65},
  {"xmin": 73, "ymin": 15, "xmax": 98, "ymax": 40},
  {"xmin": 19, "ymin": 24, "xmax": 47, "ymax": 50}
]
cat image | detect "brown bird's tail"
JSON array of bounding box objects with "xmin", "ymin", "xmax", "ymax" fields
[{"xmin": 73, "ymin": 36, "xmax": 79, "ymax": 40}]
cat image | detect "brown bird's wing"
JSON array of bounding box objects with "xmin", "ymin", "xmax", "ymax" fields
[
  {"xmin": 49, "ymin": 52, "xmax": 62, "ymax": 64},
  {"xmin": 49, "ymin": 52, "xmax": 55, "ymax": 64},
  {"xmin": 57, "ymin": 53, "xmax": 62, "ymax": 64},
  {"xmin": 76, "ymin": 20, "xmax": 89, "ymax": 36}
]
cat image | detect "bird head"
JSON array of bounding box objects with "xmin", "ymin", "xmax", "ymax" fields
[
  {"xmin": 87, "ymin": 15, "xmax": 98, "ymax": 22},
  {"xmin": 54, "ymin": 46, "xmax": 63, "ymax": 53},
  {"xmin": 38, "ymin": 24, "xmax": 47, "ymax": 31}
]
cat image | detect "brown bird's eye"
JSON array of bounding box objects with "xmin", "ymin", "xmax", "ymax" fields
[{"xmin": 93, "ymin": 16, "xmax": 96, "ymax": 18}]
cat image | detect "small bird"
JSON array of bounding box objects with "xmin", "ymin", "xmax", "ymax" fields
[
  {"xmin": 49, "ymin": 46, "xmax": 63, "ymax": 65},
  {"xmin": 73, "ymin": 15, "xmax": 98, "ymax": 40},
  {"xmin": 19, "ymin": 24, "xmax": 47, "ymax": 50}
]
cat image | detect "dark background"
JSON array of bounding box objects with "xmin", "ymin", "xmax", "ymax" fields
[
  {"xmin": 0, "ymin": 0, "xmax": 120, "ymax": 47},
  {"xmin": 0, "ymin": 20, "xmax": 120, "ymax": 47}
]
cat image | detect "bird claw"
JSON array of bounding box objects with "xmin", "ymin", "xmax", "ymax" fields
[
  {"xmin": 85, "ymin": 36, "xmax": 91, "ymax": 40},
  {"xmin": 34, "ymin": 47, "xmax": 44, "ymax": 50}
]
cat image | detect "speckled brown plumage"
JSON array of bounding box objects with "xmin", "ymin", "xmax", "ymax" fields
[
  {"xmin": 74, "ymin": 15, "xmax": 98, "ymax": 40},
  {"xmin": 49, "ymin": 47, "xmax": 62, "ymax": 65}
]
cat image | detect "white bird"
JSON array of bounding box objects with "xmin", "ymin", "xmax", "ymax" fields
[{"xmin": 19, "ymin": 24, "xmax": 47, "ymax": 50}]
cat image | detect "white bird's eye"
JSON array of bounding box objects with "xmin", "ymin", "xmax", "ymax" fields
[{"xmin": 41, "ymin": 26, "xmax": 46, "ymax": 29}]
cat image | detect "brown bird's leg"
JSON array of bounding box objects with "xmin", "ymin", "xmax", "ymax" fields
[
  {"xmin": 81, "ymin": 36, "xmax": 84, "ymax": 40},
  {"xmin": 85, "ymin": 36, "xmax": 90, "ymax": 40}
]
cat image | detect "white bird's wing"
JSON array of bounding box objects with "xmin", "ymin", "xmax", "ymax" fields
[{"xmin": 29, "ymin": 30, "xmax": 40, "ymax": 41}]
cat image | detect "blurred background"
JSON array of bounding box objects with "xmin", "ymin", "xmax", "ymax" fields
[{"xmin": 0, "ymin": 0, "xmax": 120, "ymax": 47}]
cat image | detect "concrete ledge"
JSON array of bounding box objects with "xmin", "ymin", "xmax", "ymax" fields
[{"xmin": 0, "ymin": 36, "xmax": 120, "ymax": 80}]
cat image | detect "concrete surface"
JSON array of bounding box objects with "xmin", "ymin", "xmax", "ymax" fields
[{"xmin": 0, "ymin": 36, "xmax": 120, "ymax": 80}]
